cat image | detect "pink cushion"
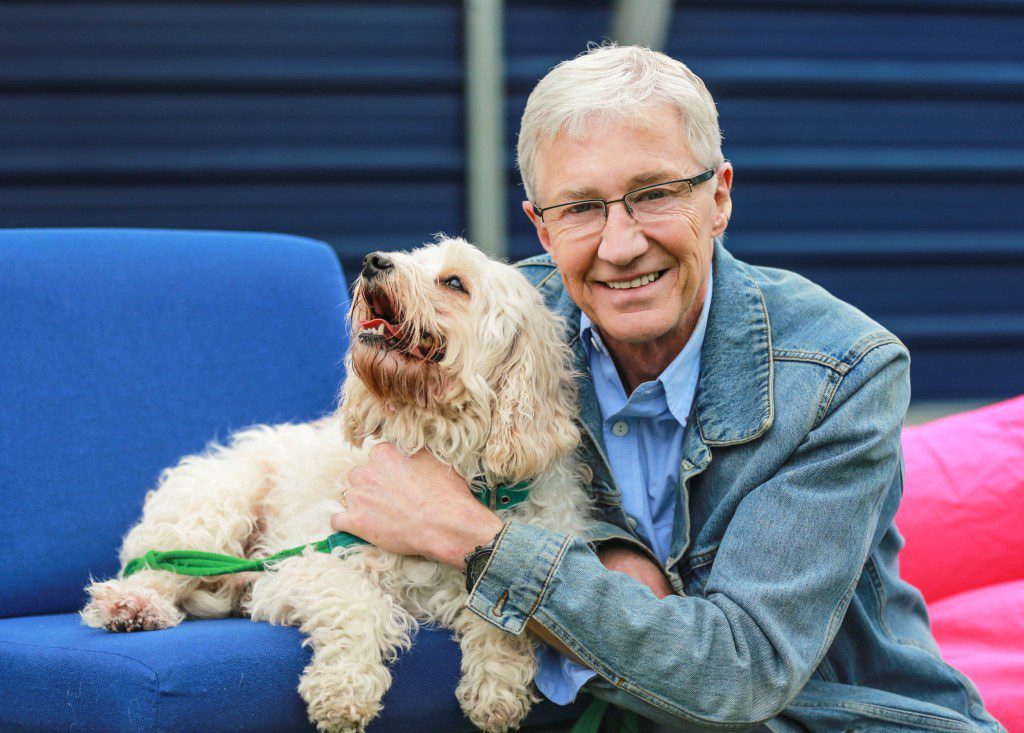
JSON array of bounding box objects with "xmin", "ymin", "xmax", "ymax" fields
[
  {"xmin": 896, "ymin": 395, "xmax": 1024, "ymax": 730},
  {"xmin": 897, "ymin": 395, "xmax": 1024, "ymax": 603},
  {"xmin": 929, "ymin": 579, "xmax": 1024, "ymax": 733}
]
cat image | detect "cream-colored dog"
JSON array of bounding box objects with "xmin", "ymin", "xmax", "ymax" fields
[{"xmin": 81, "ymin": 237, "xmax": 594, "ymax": 733}]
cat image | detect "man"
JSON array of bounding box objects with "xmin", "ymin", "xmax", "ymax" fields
[{"xmin": 332, "ymin": 46, "xmax": 1003, "ymax": 731}]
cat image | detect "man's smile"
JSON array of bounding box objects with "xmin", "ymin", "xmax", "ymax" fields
[{"xmin": 598, "ymin": 269, "xmax": 667, "ymax": 291}]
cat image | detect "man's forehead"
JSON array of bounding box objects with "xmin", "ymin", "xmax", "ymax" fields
[{"xmin": 535, "ymin": 110, "xmax": 694, "ymax": 202}]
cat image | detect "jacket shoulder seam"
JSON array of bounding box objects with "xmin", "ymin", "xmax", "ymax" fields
[{"xmin": 820, "ymin": 338, "xmax": 906, "ymax": 418}]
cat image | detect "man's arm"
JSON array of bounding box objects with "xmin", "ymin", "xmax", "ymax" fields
[
  {"xmin": 464, "ymin": 342, "xmax": 910, "ymax": 729},
  {"xmin": 532, "ymin": 542, "xmax": 675, "ymax": 665}
]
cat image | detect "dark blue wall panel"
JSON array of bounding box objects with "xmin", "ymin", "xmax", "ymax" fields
[
  {"xmin": 0, "ymin": 1, "xmax": 466, "ymax": 280},
  {"xmin": 1, "ymin": 1, "xmax": 1021, "ymax": 400}
]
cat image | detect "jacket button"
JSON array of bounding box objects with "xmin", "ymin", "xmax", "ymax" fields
[
  {"xmin": 611, "ymin": 421, "xmax": 629, "ymax": 437},
  {"xmin": 626, "ymin": 516, "xmax": 639, "ymax": 530}
]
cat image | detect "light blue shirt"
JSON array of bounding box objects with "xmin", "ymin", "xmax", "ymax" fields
[{"xmin": 534, "ymin": 271, "xmax": 713, "ymax": 705}]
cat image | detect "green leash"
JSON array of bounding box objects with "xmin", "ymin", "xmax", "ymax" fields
[
  {"xmin": 123, "ymin": 531, "xmax": 368, "ymax": 577},
  {"xmin": 123, "ymin": 478, "xmax": 532, "ymax": 578}
]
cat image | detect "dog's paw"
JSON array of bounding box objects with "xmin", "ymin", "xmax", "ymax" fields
[
  {"xmin": 299, "ymin": 662, "xmax": 389, "ymax": 733},
  {"xmin": 456, "ymin": 676, "xmax": 536, "ymax": 733},
  {"xmin": 81, "ymin": 580, "xmax": 184, "ymax": 632}
]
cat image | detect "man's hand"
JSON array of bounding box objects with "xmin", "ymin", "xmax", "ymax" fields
[
  {"xmin": 598, "ymin": 543, "xmax": 675, "ymax": 599},
  {"xmin": 330, "ymin": 443, "xmax": 503, "ymax": 569}
]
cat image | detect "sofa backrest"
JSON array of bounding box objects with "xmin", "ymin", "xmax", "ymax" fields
[{"xmin": 0, "ymin": 229, "xmax": 350, "ymax": 617}]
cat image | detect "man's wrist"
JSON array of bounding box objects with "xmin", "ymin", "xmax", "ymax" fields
[{"xmin": 432, "ymin": 512, "xmax": 504, "ymax": 570}]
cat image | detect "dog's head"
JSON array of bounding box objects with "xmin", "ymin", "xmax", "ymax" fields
[{"xmin": 341, "ymin": 237, "xmax": 579, "ymax": 483}]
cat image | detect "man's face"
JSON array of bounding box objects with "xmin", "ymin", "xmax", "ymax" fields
[{"xmin": 523, "ymin": 106, "xmax": 732, "ymax": 350}]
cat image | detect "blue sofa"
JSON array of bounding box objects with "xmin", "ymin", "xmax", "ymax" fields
[{"xmin": 0, "ymin": 229, "xmax": 582, "ymax": 732}]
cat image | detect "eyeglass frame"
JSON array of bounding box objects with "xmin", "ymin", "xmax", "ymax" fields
[{"xmin": 531, "ymin": 168, "xmax": 717, "ymax": 224}]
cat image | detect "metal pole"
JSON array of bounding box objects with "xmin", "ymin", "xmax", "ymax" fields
[
  {"xmin": 464, "ymin": 0, "xmax": 507, "ymax": 259},
  {"xmin": 611, "ymin": 0, "xmax": 675, "ymax": 51}
]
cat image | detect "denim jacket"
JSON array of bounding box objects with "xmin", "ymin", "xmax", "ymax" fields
[{"xmin": 465, "ymin": 243, "xmax": 1004, "ymax": 732}]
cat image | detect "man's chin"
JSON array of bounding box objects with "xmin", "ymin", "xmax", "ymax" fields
[{"xmin": 590, "ymin": 312, "xmax": 676, "ymax": 348}]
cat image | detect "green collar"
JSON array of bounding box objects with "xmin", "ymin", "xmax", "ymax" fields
[
  {"xmin": 124, "ymin": 477, "xmax": 533, "ymax": 578},
  {"xmin": 472, "ymin": 478, "xmax": 532, "ymax": 510}
]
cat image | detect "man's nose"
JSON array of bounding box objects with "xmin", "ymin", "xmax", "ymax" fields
[
  {"xmin": 597, "ymin": 201, "xmax": 647, "ymax": 265},
  {"xmin": 361, "ymin": 252, "xmax": 394, "ymax": 280}
]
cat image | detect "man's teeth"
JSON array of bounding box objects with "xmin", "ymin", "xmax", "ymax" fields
[{"xmin": 606, "ymin": 271, "xmax": 662, "ymax": 290}]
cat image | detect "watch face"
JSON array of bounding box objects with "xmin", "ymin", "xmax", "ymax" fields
[
  {"xmin": 469, "ymin": 551, "xmax": 488, "ymax": 575},
  {"xmin": 465, "ymin": 549, "xmax": 493, "ymax": 592}
]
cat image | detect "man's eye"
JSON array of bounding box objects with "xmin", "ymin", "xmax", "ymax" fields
[
  {"xmin": 633, "ymin": 187, "xmax": 672, "ymax": 202},
  {"xmin": 565, "ymin": 202, "xmax": 600, "ymax": 216},
  {"xmin": 443, "ymin": 275, "xmax": 467, "ymax": 293}
]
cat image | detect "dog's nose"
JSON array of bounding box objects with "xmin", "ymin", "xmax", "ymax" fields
[{"xmin": 361, "ymin": 252, "xmax": 394, "ymax": 280}]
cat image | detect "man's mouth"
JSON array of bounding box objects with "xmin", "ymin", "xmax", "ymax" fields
[
  {"xmin": 602, "ymin": 270, "xmax": 666, "ymax": 290},
  {"xmin": 357, "ymin": 290, "xmax": 442, "ymax": 361}
]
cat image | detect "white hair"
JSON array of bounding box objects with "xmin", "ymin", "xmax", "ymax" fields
[{"xmin": 517, "ymin": 44, "xmax": 725, "ymax": 202}]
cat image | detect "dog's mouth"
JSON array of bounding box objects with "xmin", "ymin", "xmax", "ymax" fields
[{"xmin": 358, "ymin": 289, "xmax": 444, "ymax": 362}]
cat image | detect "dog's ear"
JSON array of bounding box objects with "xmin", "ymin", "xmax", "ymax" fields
[{"xmin": 484, "ymin": 311, "xmax": 580, "ymax": 483}]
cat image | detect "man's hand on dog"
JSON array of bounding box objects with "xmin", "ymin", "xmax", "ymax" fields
[
  {"xmin": 333, "ymin": 443, "xmax": 677, "ymax": 599},
  {"xmin": 332, "ymin": 443, "xmax": 503, "ymax": 570}
]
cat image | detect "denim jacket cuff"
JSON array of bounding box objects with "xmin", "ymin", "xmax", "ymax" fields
[{"xmin": 465, "ymin": 520, "xmax": 571, "ymax": 635}]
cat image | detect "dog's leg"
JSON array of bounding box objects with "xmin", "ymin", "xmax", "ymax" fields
[
  {"xmin": 82, "ymin": 426, "xmax": 286, "ymax": 631},
  {"xmin": 80, "ymin": 569, "xmax": 191, "ymax": 632},
  {"xmin": 452, "ymin": 609, "xmax": 539, "ymax": 733},
  {"xmin": 245, "ymin": 551, "xmax": 415, "ymax": 733}
]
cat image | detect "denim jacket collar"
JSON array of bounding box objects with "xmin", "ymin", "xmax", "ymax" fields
[{"xmin": 551, "ymin": 241, "xmax": 774, "ymax": 454}]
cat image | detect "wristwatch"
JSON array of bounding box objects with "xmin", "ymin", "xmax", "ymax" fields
[{"xmin": 463, "ymin": 528, "xmax": 503, "ymax": 593}]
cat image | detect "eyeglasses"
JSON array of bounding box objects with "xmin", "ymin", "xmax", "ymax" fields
[{"xmin": 532, "ymin": 169, "xmax": 716, "ymax": 244}]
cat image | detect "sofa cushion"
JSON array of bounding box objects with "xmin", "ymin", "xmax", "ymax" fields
[
  {"xmin": 0, "ymin": 229, "xmax": 350, "ymax": 618},
  {"xmin": 0, "ymin": 614, "xmax": 581, "ymax": 733}
]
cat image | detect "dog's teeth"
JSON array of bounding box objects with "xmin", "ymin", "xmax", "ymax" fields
[{"xmin": 376, "ymin": 324, "xmax": 385, "ymax": 335}]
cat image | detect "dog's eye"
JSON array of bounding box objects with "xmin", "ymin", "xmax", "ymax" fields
[{"xmin": 442, "ymin": 275, "xmax": 468, "ymax": 294}]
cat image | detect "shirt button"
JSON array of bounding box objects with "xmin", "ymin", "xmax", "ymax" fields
[
  {"xmin": 611, "ymin": 420, "xmax": 629, "ymax": 437},
  {"xmin": 626, "ymin": 516, "xmax": 639, "ymax": 530}
]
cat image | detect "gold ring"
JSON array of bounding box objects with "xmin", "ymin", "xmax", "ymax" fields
[{"xmin": 339, "ymin": 488, "xmax": 350, "ymax": 511}]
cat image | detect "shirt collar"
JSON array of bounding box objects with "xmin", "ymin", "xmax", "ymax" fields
[{"xmin": 580, "ymin": 267, "xmax": 712, "ymax": 426}]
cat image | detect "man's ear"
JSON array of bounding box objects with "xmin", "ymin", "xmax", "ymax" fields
[
  {"xmin": 522, "ymin": 200, "xmax": 555, "ymax": 255},
  {"xmin": 712, "ymin": 163, "xmax": 733, "ymax": 237}
]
